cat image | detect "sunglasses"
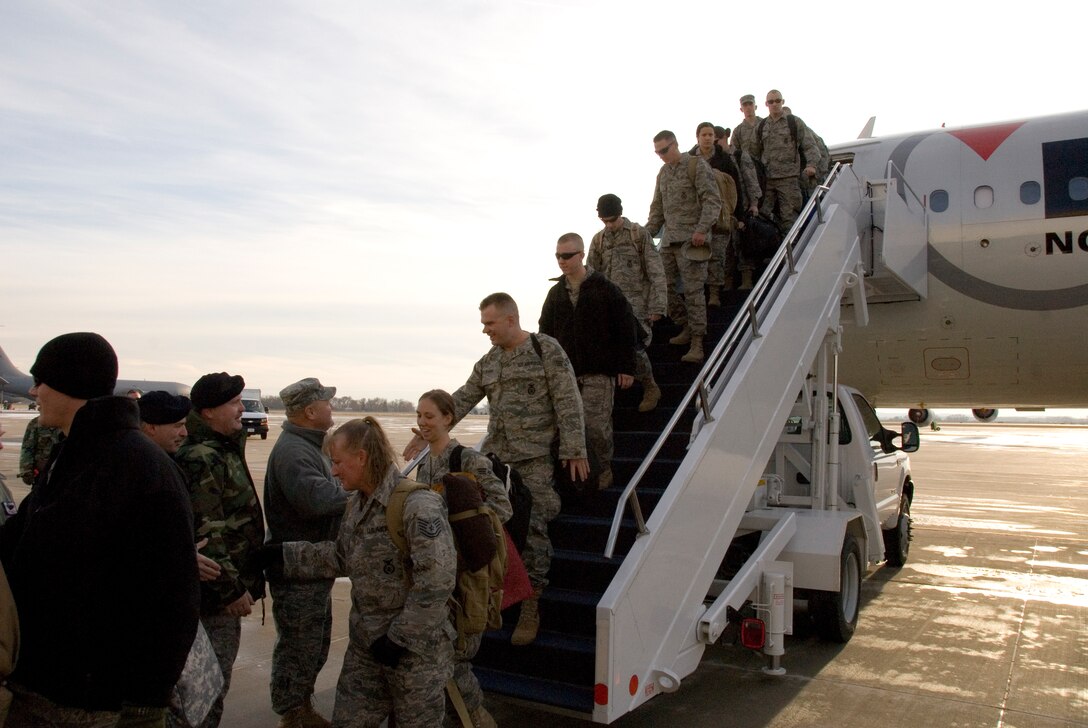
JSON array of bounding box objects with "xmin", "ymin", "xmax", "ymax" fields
[
  {"xmin": 654, "ymin": 142, "xmax": 673, "ymax": 156},
  {"xmin": 767, "ymin": 99, "xmax": 784, "ymax": 104},
  {"xmin": 599, "ymin": 215, "xmax": 619, "ymax": 223},
  {"xmin": 555, "ymin": 251, "xmax": 581, "ymax": 260}
]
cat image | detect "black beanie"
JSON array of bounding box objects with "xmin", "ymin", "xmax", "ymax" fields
[
  {"xmin": 139, "ymin": 391, "xmax": 193, "ymax": 424},
  {"xmin": 30, "ymin": 332, "xmax": 118, "ymax": 400},
  {"xmin": 597, "ymin": 194, "xmax": 622, "ymax": 217},
  {"xmin": 191, "ymin": 372, "xmax": 246, "ymax": 411}
]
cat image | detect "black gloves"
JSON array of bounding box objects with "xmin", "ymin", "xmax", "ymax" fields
[
  {"xmin": 255, "ymin": 543, "xmax": 284, "ymax": 580},
  {"xmin": 370, "ymin": 634, "xmax": 407, "ymax": 668}
]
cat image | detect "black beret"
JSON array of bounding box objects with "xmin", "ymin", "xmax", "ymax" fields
[
  {"xmin": 597, "ymin": 194, "xmax": 622, "ymax": 217},
  {"xmin": 190, "ymin": 372, "xmax": 245, "ymax": 411},
  {"xmin": 30, "ymin": 332, "xmax": 118, "ymax": 400},
  {"xmin": 138, "ymin": 391, "xmax": 192, "ymax": 425}
]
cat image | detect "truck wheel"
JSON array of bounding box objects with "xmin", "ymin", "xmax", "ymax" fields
[
  {"xmin": 261, "ymin": 432, "xmax": 268, "ymax": 440},
  {"xmin": 883, "ymin": 493, "xmax": 911, "ymax": 567},
  {"xmin": 810, "ymin": 533, "xmax": 861, "ymax": 643}
]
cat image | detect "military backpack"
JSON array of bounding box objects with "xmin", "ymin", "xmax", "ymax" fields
[
  {"xmin": 386, "ymin": 474, "xmax": 506, "ymax": 650},
  {"xmin": 687, "ymin": 157, "xmax": 738, "ymax": 234}
]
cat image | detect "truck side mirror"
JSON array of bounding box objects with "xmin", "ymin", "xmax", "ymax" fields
[{"xmin": 899, "ymin": 422, "xmax": 920, "ymax": 453}]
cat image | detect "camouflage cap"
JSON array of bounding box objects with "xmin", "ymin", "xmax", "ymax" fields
[
  {"xmin": 280, "ymin": 378, "xmax": 336, "ymax": 410},
  {"xmin": 740, "ymin": 94, "xmax": 755, "ymax": 105}
]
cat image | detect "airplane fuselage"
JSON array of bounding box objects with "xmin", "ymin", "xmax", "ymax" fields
[{"xmin": 834, "ymin": 111, "xmax": 1088, "ymax": 408}]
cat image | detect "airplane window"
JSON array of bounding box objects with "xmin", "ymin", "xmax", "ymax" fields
[
  {"xmin": 929, "ymin": 189, "xmax": 949, "ymax": 213},
  {"xmin": 1020, "ymin": 181, "xmax": 1041, "ymax": 205},
  {"xmin": 974, "ymin": 186, "xmax": 994, "ymax": 209},
  {"xmin": 1071, "ymin": 177, "xmax": 1088, "ymax": 202}
]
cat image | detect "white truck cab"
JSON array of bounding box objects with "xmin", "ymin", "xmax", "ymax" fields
[{"xmin": 239, "ymin": 388, "xmax": 268, "ymax": 440}]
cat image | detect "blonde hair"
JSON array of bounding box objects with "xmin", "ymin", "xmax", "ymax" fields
[{"xmin": 330, "ymin": 417, "xmax": 397, "ymax": 487}]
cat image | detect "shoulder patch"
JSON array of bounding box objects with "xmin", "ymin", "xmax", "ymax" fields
[{"xmin": 417, "ymin": 516, "xmax": 444, "ymax": 540}]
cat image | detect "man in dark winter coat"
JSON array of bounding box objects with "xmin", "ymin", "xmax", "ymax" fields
[
  {"xmin": 540, "ymin": 232, "xmax": 638, "ymax": 489},
  {"xmin": 0, "ymin": 332, "xmax": 200, "ymax": 726}
]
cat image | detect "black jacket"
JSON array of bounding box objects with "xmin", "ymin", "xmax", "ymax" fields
[
  {"xmin": 539, "ymin": 270, "xmax": 638, "ymax": 378},
  {"xmin": 0, "ymin": 397, "xmax": 200, "ymax": 711}
]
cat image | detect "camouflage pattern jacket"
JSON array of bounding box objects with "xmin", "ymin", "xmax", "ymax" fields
[
  {"xmin": 751, "ymin": 114, "xmax": 823, "ymax": 180},
  {"xmin": 732, "ymin": 116, "xmax": 763, "ymax": 159},
  {"xmin": 416, "ymin": 439, "xmax": 513, "ymax": 524},
  {"xmin": 283, "ymin": 466, "xmax": 456, "ymax": 653},
  {"xmin": 452, "ymin": 333, "xmax": 586, "ymax": 463},
  {"xmin": 587, "ymin": 218, "xmax": 667, "ymax": 322},
  {"xmin": 646, "ymin": 152, "xmax": 723, "ymax": 243},
  {"xmin": 18, "ymin": 416, "xmax": 64, "ymax": 486},
  {"xmin": 176, "ymin": 411, "xmax": 266, "ymax": 615}
]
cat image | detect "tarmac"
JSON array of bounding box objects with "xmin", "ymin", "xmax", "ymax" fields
[{"xmin": 1, "ymin": 413, "xmax": 1085, "ymax": 727}]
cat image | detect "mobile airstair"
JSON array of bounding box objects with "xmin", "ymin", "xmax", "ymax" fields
[{"xmin": 473, "ymin": 162, "xmax": 928, "ymax": 723}]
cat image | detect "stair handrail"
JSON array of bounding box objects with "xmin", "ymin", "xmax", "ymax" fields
[{"xmin": 603, "ymin": 163, "xmax": 851, "ymax": 559}]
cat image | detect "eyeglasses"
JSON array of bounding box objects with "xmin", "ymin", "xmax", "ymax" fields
[
  {"xmin": 654, "ymin": 142, "xmax": 673, "ymax": 156},
  {"xmin": 599, "ymin": 215, "xmax": 619, "ymax": 223},
  {"xmin": 555, "ymin": 251, "xmax": 581, "ymax": 260},
  {"xmin": 767, "ymin": 99, "xmax": 783, "ymax": 104}
]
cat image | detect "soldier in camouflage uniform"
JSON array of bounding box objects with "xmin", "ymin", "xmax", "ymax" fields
[
  {"xmin": 731, "ymin": 94, "xmax": 763, "ymax": 161},
  {"xmin": 646, "ymin": 129, "xmax": 723, "ymax": 364},
  {"xmin": 588, "ymin": 193, "xmax": 667, "ymax": 412},
  {"xmin": 280, "ymin": 417, "xmax": 456, "ymax": 728},
  {"xmin": 404, "ymin": 292, "xmax": 587, "ymax": 647},
  {"xmin": 413, "ymin": 389, "xmax": 511, "ymax": 728},
  {"xmin": 717, "ymin": 126, "xmax": 763, "ymax": 290},
  {"xmin": 540, "ymin": 233, "xmax": 637, "ymax": 491},
  {"xmin": 265, "ymin": 378, "xmax": 348, "ymax": 728},
  {"xmin": 18, "ymin": 415, "xmax": 64, "ymax": 485},
  {"xmin": 175, "ymin": 372, "xmax": 266, "ymax": 728},
  {"xmin": 751, "ymin": 90, "xmax": 823, "ymax": 239}
]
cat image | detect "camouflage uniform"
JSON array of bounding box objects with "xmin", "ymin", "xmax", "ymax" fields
[
  {"xmin": 751, "ymin": 114, "xmax": 822, "ymax": 238},
  {"xmin": 731, "ymin": 116, "xmax": 763, "ymax": 160},
  {"xmin": 175, "ymin": 411, "xmax": 265, "ymax": 728},
  {"xmin": 265, "ymin": 420, "xmax": 348, "ymax": 716},
  {"xmin": 587, "ymin": 218, "xmax": 667, "ymax": 388},
  {"xmin": 283, "ymin": 465, "xmax": 457, "ymax": 728},
  {"xmin": 451, "ymin": 332, "xmax": 585, "ymax": 587},
  {"xmin": 801, "ymin": 127, "xmax": 831, "ymax": 200},
  {"xmin": 415, "ymin": 439, "xmax": 511, "ymax": 717},
  {"xmin": 646, "ymin": 153, "xmax": 723, "ymax": 336},
  {"xmin": 18, "ymin": 416, "xmax": 63, "ymax": 485}
]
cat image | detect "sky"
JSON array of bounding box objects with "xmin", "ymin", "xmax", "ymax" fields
[{"xmin": 2, "ymin": 0, "xmax": 1085, "ymax": 400}]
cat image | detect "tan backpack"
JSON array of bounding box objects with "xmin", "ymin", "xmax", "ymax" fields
[{"xmin": 687, "ymin": 156, "xmax": 738, "ymax": 233}]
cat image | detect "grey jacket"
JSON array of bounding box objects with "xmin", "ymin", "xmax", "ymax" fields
[{"xmin": 264, "ymin": 421, "xmax": 347, "ymax": 545}]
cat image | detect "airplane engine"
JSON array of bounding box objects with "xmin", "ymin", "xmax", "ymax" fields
[
  {"xmin": 907, "ymin": 408, "xmax": 932, "ymax": 426},
  {"xmin": 972, "ymin": 408, "xmax": 999, "ymax": 423}
]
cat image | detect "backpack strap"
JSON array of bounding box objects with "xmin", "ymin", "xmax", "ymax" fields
[
  {"xmin": 529, "ymin": 332, "xmax": 544, "ymax": 360},
  {"xmin": 386, "ymin": 478, "xmax": 432, "ymax": 555},
  {"xmin": 449, "ymin": 444, "xmax": 464, "ymax": 474}
]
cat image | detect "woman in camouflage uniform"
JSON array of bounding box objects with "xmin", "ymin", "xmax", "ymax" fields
[
  {"xmin": 281, "ymin": 417, "xmax": 456, "ymax": 728},
  {"xmin": 413, "ymin": 390, "xmax": 512, "ymax": 728}
]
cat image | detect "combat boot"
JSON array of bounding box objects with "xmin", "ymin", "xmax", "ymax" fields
[
  {"xmin": 740, "ymin": 270, "xmax": 754, "ymax": 290},
  {"xmin": 668, "ymin": 325, "xmax": 691, "ymax": 346},
  {"xmin": 680, "ymin": 335, "xmax": 704, "ymax": 364},
  {"xmin": 638, "ymin": 380, "xmax": 661, "ymax": 413},
  {"xmin": 511, "ymin": 588, "xmax": 542, "ymax": 645},
  {"xmin": 708, "ymin": 287, "xmax": 721, "ymax": 307},
  {"xmin": 470, "ymin": 706, "xmax": 499, "ymax": 728},
  {"xmin": 279, "ymin": 700, "xmax": 331, "ymax": 728}
]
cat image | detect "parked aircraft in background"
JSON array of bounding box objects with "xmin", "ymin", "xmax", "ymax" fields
[
  {"xmin": 0, "ymin": 344, "xmax": 190, "ymax": 405},
  {"xmin": 831, "ymin": 110, "xmax": 1088, "ymax": 424}
]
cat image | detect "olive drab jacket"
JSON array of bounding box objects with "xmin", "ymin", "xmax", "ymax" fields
[{"xmin": 176, "ymin": 411, "xmax": 266, "ymax": 615}]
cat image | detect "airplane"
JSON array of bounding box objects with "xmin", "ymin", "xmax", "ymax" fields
[
  {"xmin": 827, "ymin": 110, "xmax": 1088, "ymax": 425},
  {"xmin": 0, "ymin": 344, "xmax": 190, "ymax": 405}
]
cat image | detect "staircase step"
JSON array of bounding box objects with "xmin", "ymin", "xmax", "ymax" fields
[{"xmin": 475, "ymin": 667, "xmax": 594, "ymax": 714}]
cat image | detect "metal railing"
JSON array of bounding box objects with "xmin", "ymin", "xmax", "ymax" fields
[{"xmin": 602, "ymin": 163, "xmax": 851, "ymax": 559}]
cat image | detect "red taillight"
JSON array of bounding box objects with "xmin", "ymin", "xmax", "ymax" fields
[
  {"xmin": 628, "ymin": 675, "xmax": 638, "ymax": 696},
  {"xmin": 594, "ymin": 683, "xmax": 608, "ymax": 705},
  {"xmin": 740, "ymin": 617, "xmax": 766, "ymax": 649}
]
